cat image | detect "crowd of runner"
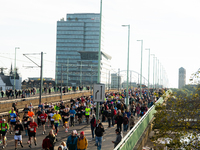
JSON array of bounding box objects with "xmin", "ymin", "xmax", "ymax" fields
[{"xmin": 0, "ymin": 88, "xmax": 163, "ymax": 150}]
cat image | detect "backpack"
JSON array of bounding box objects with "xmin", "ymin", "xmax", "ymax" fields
[
  {"xmin": 42, "ymin": 138, "xmax": 52, "ymax": 149},
  {"xmin": 114, "ymin": 109, "xmax": 117, "ymax": 115}
]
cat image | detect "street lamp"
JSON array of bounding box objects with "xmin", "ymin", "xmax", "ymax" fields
[
  {"xmin": 122, "ymin": 24, "xmax": 130, "ymax": 107},
  {"xmin": 145, "ymin": 48, "xmax": 150, "ymax": 98},
  {"xmin": 14, "ymin": 47, "xmax": 20, "ymax": 97},
  {"xmin": 151, "ymin": 54, "xmax": 155, "ymax": 90},
  {"xmin": 137, "ymin": 40, "xmax": 143, "ymax": 98},
  {"xmin": 96, "ymin": 0, "xmax": 103, "ymax": 120}
]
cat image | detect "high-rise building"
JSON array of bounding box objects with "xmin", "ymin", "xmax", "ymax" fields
[
  {"xmin": 56, "ymin": 13, "xmax": 111, "ymax": 87},
  {"xmin": 178, "ymin": 67, "xmax": 186, "ymax": 89},
  {"xmin": 111, "ymin": 73, "xmax": 121, "ymax": 89}
]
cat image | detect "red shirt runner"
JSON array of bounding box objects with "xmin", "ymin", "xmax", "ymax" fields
[
  {"xmin": 39, "ymin": 113, "xmax": 48, "ymax": 122},
  {"xmin": 29, "ymin": 122, "xmax": 38, "ymax": 132}
]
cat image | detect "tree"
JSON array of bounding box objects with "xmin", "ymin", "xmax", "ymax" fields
[{"xmin": 151, "ymin": 88, "xmax": 200, "ymax": 149}]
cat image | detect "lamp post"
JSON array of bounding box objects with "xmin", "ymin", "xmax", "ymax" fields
[
  {"xmin": 122, "ymin": 24, "xmax": 130, "ymax": 107},
  {"xmin": 145, "ymin": 48, "xmax": 150, "ymax": 98},
  {"xmin": 151, "ymin": 54, "xmax": 155, "ymax": 90},
  {"xmin": 96, "ymin": 0, "xmax": 103, "ymax": 120},
  {"xmin": 14, "ymin": 47, "xmax": 20, "ymax": 97},
  {"xmin": 137, "ymin": 40, "xmax": 143, "ymax": 98}
]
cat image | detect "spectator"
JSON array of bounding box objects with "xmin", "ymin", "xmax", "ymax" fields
[
  {"xmin": 112, "ymin": 128, "xmax": 123, "ymax": 148},
  {"xmin": 114, "ymin": 110, "xmax": 123, "ymax": 132},
  {"xmin": 123, "ymin": 114, "xmax": 129, "ymax": 132},
  {"xmin": 60, "ymin": 141, "xmax": 68, "ymax": 150},
  {"xmin": 44, "ymin": 129, "xmax": 56, "ymax": 150},
  {"xmin": 77, "ymin": 131, "xmax": 88, "ymax": 150},
  {"xmin": 95, "ymin": 120, "xmax": 104, "ymax": 150},
  {"xmin": 67, "ymin": 130, "xmax": 78, "ymax": 150},
  {"xmin": 90, "ymin": 114, "xmax": 96, "ymax": 140},
  {"xmin": 129, "ymin": 114, "xmax": 135, "ymax": 130}
]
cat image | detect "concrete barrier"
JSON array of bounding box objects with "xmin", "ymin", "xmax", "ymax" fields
[{"xmin": 0, "ymin": 91, "xmax": 91, "ymax": 113}]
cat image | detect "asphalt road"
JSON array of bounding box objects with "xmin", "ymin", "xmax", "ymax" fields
[{"xmin": 2, "ymin": 119, "xmax": 90, "ymax": 150}]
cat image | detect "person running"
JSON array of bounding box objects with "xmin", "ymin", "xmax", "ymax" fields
[
  {"xmin": 49, "ymin": 109, "xmax": 55, "ymax": 128},
  {"xmin": 14, "ymin": 120, "xmax": 24, "ymax": 150},
  {"xmin": 39, "ymin": 110, "xmax": 48, "ymax": 134},
  {"xmin": 46, "ymin": 107, "xmax": 52, "ymax": 128},
  {"xmin": 22, "ymin": 112, "xmax": 29, "ymax": 136},
  {"xmin": 77, "ymin": 104, "xmax": 83, "ymax": 124},
  {"xmin": 85, "ymin": 105, "xmax": 90, "ymax": 124},
  {"xmin": 9, "ymin": 108, "xmax": 17, "ymax": 134},
  {"xmin": 28, "ymin": 108, "xmax": 35, "ymax": 118},
  {"xmin": 36, "ymin": 107, "xmax": 42, "ymax": 127},
  {"xmin": 28, "ymin": 118, "xmax": 38, "ymax": 148},
  {"xmin": 52, "ymin": 111, "xmax": 62, "ymax": 136},
  {"xmin": 69, "ymin": 107, "xmax": 76, "ymax": 127},
  {"xmin": 0, "ymin": 119, "xmax": 9, "ymax": 149}
]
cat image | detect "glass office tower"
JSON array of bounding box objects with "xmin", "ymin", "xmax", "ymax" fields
[{"xmin": 56, "ymin": 13, "xmax": 111, "ymax": 87}]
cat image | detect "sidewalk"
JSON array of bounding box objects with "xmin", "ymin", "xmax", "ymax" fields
[{"xmin": 54, "ymin": 117, "xmax": 139, "ymax": 150}]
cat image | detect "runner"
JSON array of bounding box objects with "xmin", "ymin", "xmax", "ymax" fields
[
  {"xmin": 36, "ymin": 107, "xmax": 42, "ymax": 127},
  {"xmin": 0, "ymin": 119, "xmax": 9, "ymax": 149},
  {"xmin": 85, "ymin": 105, "xmax": 91, "ymax": 124},
  {"xmin": 69, "ymin": 107, "xmax": 76, "ymax": 127},
  {"xmin": 77, "ymin": 104, "xmax": 83, "ymax": 124},
  {"xmin": 46, "ymin": 107, "xmax": 52, "ymax": 128},
  {"xmin": 52, "ymin": 111, "xmax": 62, "ymax": 136},
  {"xmin": 28, "ymin": 108, "xmax": 35, "ymax": 118},
  {"xmin": 62, "ymin": 108, "xmax": 69, "ymax": 128},
  {"xmin": 28, "ymin": 118, "xmax": 38, "ymax": 148},
  {"xmin": 49, "ymin": 109, "xmax": 55, "ymax": 128},
  {"xmin": 22, "ymin": 112, "xmax": 29, "ymax": 136},
  {"xmin": 14, "ymin": 120, "xmax": 24, "ymax": 150},
  {"xmin": 9, "ymin": 108, "xmax": 17, "ymax": 134},
  {"xmin": 39, "ymin": 110, "xmax": 48, "ymax": 134}
]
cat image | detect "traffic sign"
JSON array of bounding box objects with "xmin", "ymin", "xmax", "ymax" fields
[{"xmin": 93, "ymin": 84, "xmax": 105, "ymax": 102}]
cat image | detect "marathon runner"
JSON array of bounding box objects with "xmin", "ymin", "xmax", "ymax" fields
[
  {"xmin": 28, "ymin": 118, "xmax": 38, "ymax": 148},
  {"xmin": 14, "ymin": 120, "xmax": 24, "ymax": 150},
  {"xmin": 0, "ymin": 119, "xmax": 9, "ymax": 149},
  {"xmin": 39, "ymin": 110, "xmax": 48, "ymax": 134},
  {"xmin": 9, "ymin": 108, "xmax": 17, "ymax": 134},
  {"xmin": 52, "ymin": 111, "xmax": 62, "ymax": 136},
  {"xmin": 22, "ymin": 112, "xmax": 29, "ymax": 136}
]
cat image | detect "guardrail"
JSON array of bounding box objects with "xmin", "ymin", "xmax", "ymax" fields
[{"xmin": 114, "ymin": 90, "xmax": 170, "ymax": 150}]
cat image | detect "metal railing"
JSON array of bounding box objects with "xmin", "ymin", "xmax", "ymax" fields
[{"xmin": 114, "ymin": 90, "xmax": 170, "ymax": 150}]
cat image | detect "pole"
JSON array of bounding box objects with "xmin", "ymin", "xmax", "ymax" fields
[
  {"xmin": 96, "ymin": 0, "xmax": 102, "ymax": 120},
  {"xmin": 80, "ymin": 61, "xmax": 82, "ymax": 86},
  {"xmin": 118, "ymin": 68, "xmax": 120, "ymax": 91},
  {"xmin": 138, "ymin": 40, "xmax": 143, "ymax": 98},
  {"xmin": 61, "ymin": 65, "xmax": 63, "ymax": 100},
  {"xmin": 90, "ymin": 65, "xmax": 92, "ymax": 91},
  {"xmin": 158, "ymin": 60, "xmax": 159, "ymax": 88},
  {"xmin": 14, "ymin": 47, "xmax": 19, "ymax": 96},
  {"xmin": 14, "ymin": 48, "xmax": 16, "ymax": 96},
  {"xmin": 146, "ymin": 49, "xmax": 150, "ymax": 97},
  {"xmin": 126, "ymin": 25, "xmax": 130, "ymax": 106},
  {"xmin": 39, "ymin": 52, "xmax": 43, "ymax": 104},
  {"xmin": 130, "ymin": 71, "xmax": 132, "ymax": 89},
  {"xmin": 67, "ymin": 59, "xmax": 69, "ymax": 89},
  {"xmin": 151, "ymin": 55, "xmax": 155, "ymax": 91},
  {"xmin": 155, "ymin": 57, "xmax": 157, "ymax": 90}
]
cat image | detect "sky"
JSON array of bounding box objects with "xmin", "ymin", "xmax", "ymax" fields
[{"xmin": 1, "ymin": 0, "xmax": 200, "ymax": 88}]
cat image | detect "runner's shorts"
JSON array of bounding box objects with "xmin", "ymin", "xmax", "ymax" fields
[{"xmin": 14, "ymin": 135, "xmax": 22, "ymax": 141}]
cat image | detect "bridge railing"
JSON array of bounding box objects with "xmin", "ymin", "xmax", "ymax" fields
[{"xmin": 114, "ymin": 90, "xmax": 171, "ymax": 150}]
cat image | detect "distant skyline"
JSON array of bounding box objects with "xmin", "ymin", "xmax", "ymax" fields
[{"xmin": 1, "ymin": 0, "xmax": 200, "ymax": 88}]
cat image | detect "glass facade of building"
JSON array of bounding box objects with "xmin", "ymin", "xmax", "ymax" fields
[{"xmin": 56, "ymin": 13, "xmax": 111, "ymax": 87}]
